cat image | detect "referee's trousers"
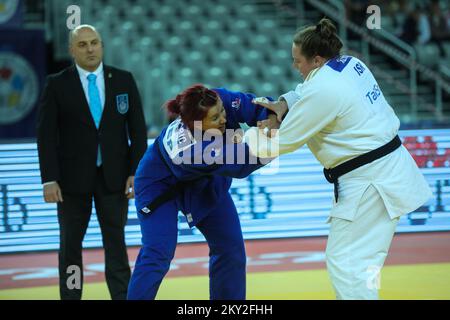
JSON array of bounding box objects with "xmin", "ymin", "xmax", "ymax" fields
[{"xmin": 57, "ymin": 167, "xmax": 130, "ymax": 300}]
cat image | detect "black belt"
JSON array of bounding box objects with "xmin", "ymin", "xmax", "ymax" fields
[
  {"xmin": 140, "ymin": 181, "xmax": 186, "ymax": 215},
  {"xmin": 139, "ymin": 137, "xmax": 204, "ymax": 215},
  {"xmin": 323, "ymin": 135, "xmax": 402, "ymax": 203}
]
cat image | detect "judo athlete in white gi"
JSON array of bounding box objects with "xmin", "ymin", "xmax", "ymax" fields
[
  {"xmin": 245, "ymin": 18, "xmax": 433, "ymax": 300},
  {"xmin": 127, "ymin": 84, "xmax": 275, "ymax": 300}
]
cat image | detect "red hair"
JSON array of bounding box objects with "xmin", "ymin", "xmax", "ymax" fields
[{"xmin": 165, "ymin": 84, "xmax": 218, "ymax": 131}]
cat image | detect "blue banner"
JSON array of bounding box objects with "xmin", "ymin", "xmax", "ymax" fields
[
  {"xmin": 0, "ymin": 29, "xmax": 46, "ymax": 139},
  {"xmin": 1, "ymin": 130, "xmax": 450, "ymax": 253}
]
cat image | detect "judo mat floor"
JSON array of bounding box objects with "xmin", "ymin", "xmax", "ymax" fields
[{"xmin": 1, "ymin": 232, "xmax": 449, "ymax": 300}]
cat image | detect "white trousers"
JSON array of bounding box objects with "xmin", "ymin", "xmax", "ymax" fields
[{"xmin": 326, "ymin": 185, "xmax": 399, "ymax": 300}]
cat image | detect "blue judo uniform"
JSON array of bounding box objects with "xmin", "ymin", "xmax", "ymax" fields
[{"xmin": 127, "ymin": 88, "xmax": 272, "ymax": 300}]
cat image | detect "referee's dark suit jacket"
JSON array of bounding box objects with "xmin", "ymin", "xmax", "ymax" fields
[{"xmin": 36, "ymin": 64, "xmax": 148, "ymax": 300}]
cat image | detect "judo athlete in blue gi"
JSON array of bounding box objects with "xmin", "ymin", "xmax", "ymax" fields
[{"xmin": 127, "ymin": 84, "xmax": 275, "ymax": 300}]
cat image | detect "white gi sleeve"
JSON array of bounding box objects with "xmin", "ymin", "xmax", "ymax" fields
[
  {"xmin": 244, "ymin": 81, "xmax": 343, "ymax": 158},
  {"xmin": 279, "ymin": 83, "xmax": 303, "ymax": 109}
]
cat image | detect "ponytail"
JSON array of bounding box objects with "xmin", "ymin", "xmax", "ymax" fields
[
  {"xmin": 293, "ymin": 18, "xmax": 343, "ymax": 60},
  {"xmin": 165, "ymin": 94, "xmax": 182, "ymax": 119}
]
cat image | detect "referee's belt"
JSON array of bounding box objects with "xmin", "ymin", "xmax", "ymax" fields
[{"xmin": 323, "ymin": 135, "xmax": 401, "ymax": 203}]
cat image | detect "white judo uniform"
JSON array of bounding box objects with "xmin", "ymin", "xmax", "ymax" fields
[{"xmin": 244, "ymin": 55, "xmax": 432, "ymax": 299}]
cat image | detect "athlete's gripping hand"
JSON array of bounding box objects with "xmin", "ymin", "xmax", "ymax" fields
[
  {"xmin": 252, "ymin": 97, "xmax": 288, "ymax": 123},
  {"xmin": 257, "ymin": 114, "xmax": 280, "ymax": 138}
]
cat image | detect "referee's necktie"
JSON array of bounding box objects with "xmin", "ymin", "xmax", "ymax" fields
[{"xmin": 87, "ymin": 73, "xmax": 103, "ymax": 166}]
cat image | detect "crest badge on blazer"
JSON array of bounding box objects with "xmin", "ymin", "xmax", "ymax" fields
[{"xmin": 116, "ymin": 94, "xmax": 129, "ymax": 114}]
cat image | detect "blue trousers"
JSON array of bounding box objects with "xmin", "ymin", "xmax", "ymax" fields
[{"xmin": 127, "ymin": 193, "xmax": 246, "ymax": 300}]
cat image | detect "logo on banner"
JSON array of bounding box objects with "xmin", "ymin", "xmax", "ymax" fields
[
  {"xmin": 0, "ymin": 52, "xmax": 39, "ymax": 125},
  {"xmin": 0, "ymin": 0, "xmax": 19, "ymax": 24}
]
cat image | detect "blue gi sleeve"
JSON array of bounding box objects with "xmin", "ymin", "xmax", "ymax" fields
[{"xmin": 213, "ymin": 88, "xmax": 274, "ymax": 127}]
